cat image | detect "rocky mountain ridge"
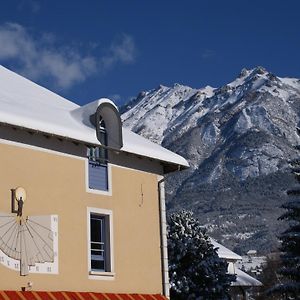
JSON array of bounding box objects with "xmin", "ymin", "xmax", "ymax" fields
[{"xmin": 121, "ymin": 67, "xmax": 300, "ymax": 254}]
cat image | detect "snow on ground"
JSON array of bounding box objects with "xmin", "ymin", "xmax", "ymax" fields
[{"xmin": 236, "ymin": 255, "xmax": 267, "ymax": 275}]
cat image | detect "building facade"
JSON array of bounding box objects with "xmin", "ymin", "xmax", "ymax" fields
[{"xmin": 0, "ymin": 66, "xmax": 188, "ymax": 299}]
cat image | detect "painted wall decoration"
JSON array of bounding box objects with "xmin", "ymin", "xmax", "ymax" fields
[{"xmin": 0, "ymin": 187, "xmax": 58, "ymax": 276}]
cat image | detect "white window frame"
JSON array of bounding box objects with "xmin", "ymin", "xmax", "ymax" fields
[
  {"xmin": 87, "ymin": 207, "xmax": 114, "ymax": 280},
  {"xmin": 85, "ymin": 159, "xmax": 112, "ymax": 196}
]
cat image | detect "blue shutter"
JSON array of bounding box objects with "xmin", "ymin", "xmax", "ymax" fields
[{"xmin": 88, "ymin": 160, "xmax": 108, "ymax": 191}]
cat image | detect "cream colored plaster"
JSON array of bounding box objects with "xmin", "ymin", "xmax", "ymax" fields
[{"xmin": 0, "ymin": 141, "xmax": 163, "ymax": 294}]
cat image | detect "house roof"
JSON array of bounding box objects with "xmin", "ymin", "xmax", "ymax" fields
[
  {"xmin": 211, "ymin": 239, "xmax": 262, "ymax": 287},
  {"xmin": 0, "ymin": 291, "xmax": 168, "ymax": 300},
  {"xmin": 0, "ymin": 66, "xmax": 189, "ymax": 170},
  {"xmin": 231, "ymin": 268, "xmax": 262, "ymax": 287},
  {"xmin": 211, "ymin": 239, "xmax": 242, "ymax": 261}
]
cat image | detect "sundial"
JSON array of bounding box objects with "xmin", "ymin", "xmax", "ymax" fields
[{"xmin": 0, "ymin": 187, "xmax": 58, "ymax": 276}]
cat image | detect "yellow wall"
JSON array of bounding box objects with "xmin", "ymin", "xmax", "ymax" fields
[{"xmin": 0, "ymin": 140, "xmax": 163, "ymax": 294}]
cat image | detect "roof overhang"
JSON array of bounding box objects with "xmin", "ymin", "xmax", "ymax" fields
[
  {"xmin": 231, "ymin": 268, "xmax": 263, "ymax": 287},
  {"xmin": 0, "ymin": 291, "xmax": 168, "ymax": 300},
  {"xmin": 0, "ymin": 66, "xmax": 189, "ymax": 173},
  {"xmin": 0, "ymin": 121, "xmax": 189, "ymax": 174}
]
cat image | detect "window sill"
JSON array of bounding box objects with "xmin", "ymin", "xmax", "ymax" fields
[
  {"xmin": 86, "ymin": 187, "xmax": 112, "ymax": 196},
  {"xmin": 89, "ymin": 271, "xmax": 115, "ymax": 277}
]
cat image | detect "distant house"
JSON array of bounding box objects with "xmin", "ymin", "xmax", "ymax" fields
[
  {"xmin": 0, "ymin": 66, "xmax": 189, "ymax": 299},
  {"xmin": 247, "ymin": 250, "xmax": 257, "ymax": 257},
  {"xmin": 211, "ymin": 239, "xmax": 262, "ymax": 300}
]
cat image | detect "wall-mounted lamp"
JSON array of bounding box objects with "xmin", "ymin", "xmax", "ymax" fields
[{"xmin": 11, "ymin": 187, "xmax": 26, "ymax": 217}]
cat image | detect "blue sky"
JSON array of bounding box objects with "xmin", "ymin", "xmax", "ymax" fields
[{"xmin": 0, "ymin": 0, "xmax": 299, "ymax": 106}]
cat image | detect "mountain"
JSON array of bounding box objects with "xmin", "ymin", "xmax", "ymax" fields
[{"xmin": 121, "ymin": 67, "xmax": 300, "ymax": 254}]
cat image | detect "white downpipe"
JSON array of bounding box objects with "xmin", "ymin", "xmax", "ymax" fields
[{"xmin": 158, "ymin": 177, "xmax": 170, "ymax": 298}]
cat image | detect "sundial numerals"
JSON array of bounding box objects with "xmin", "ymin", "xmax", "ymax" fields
[{"xmin": 0, "ymin": 214, "xmax": 59, "ymax": 275}]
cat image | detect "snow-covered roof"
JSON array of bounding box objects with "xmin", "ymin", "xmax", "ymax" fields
[
  {"xmin": 0, "ymin": 65, "xmax": 189, "ymax": 169},
  {"xmin": 247, "ymin": 250, "xmax": 257, "ymax": 255},
  {"xmin": 211, "ymin": 239, "xmax": 242, "ymax": 261},
  {"xmin": 232, "ymin": 268, "xmax": 262, "ymax": 287},
  {"xmin": 210, "ymin": 239, "xmax": 262, "ymax": 287}
]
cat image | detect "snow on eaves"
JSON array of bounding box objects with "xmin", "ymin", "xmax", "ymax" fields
[
  {"xmin": 0, "ymin": 65, "xmax": 189, "ymax": 169},
  {"xmin": 211, "ymin": 238, "xmax": 242, "ymax": 261},
  {"xmin": 210, "ymin": 238, "xmax": 262, "ymax": 287},
  {"xmin": 232, "ymin": 268, "xmax": 262, "ymax": 287}
]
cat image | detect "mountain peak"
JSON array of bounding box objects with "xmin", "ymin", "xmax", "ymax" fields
[
  {"xmin": 121, "ymin": 67, "xmax": 300, "ymax": 254},
  {"xmin": 157, "ymin": 84, "xmax": 168, "ymax": 89},
  {"xmin": 239, "ymin": 66, "xmax": 268, "ymax": 77},
  {"xmin": 238, "ymin": 68, "xmax": 251, "ymax": 78},
  {"xmin": 252, "ymin": 65, "xmax": 267, "ymax": 74}
]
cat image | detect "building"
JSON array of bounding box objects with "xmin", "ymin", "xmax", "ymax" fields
[
  {"xmin": 211, "ymin": 239, "xmax": 262, "ymax": 300},
  {"xmin": 0, "ymin": 66, "xmax": 189, "ymax": 299}
]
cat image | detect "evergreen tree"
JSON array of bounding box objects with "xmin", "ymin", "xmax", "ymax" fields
[
  {"xmin": 270, "ymin": 157, "xmax": 300, "ymax": 299},
  {"xmin": 167, "ymin": 210, "xmax": 235, "ymax": 300},
  {"xmin": 257, "ymin": 253, "xmax": 282, "ymax": 300}
]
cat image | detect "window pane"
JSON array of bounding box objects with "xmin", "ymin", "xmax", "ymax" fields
[
  {"xmin": 91, "ymin": 242, "xmax": 104, "ymax": 250},
  {"xmin": 98, "ymin": 118, "xmax": 107, "ymax": 146},
  {"xmin": 88, "ymin": 162, "xmax": 108, "ymax": 191},
  {"xmin": 90, "ymin": 218, "xmax": 103, "ymax": 243},
  {"xmin": 90, "ymin": 214, "xmax": 108, "ymax": 272},
  {"xmin": 98, "ymin": 147, "xmax": 107, "ymax": 162},
  {"xmin": 91, "ymin": 259, "xmax": 105, "ymax": 271}
]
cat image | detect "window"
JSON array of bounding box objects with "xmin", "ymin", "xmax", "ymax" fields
[
  {"xmin": 90, "ymin": 214, "xmax": 106, "ymax": 271},
  {"xmin": 87, "ymin": 116, "xmax": 109, "ymax": 191},
  {"xmin": 98, "ymin": 117, "xmax": 107, "ymax": 146},
  {"xmin": 87, "ymin": 147, "xmax": 108, "ymax": 191},
  {"xmin": 88, "ymin": 208, "xmax": 113, "ymax": 276}
]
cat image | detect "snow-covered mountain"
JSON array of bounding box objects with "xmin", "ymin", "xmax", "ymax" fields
[{"xmin": 121, "ymin": 67, "xmax": 300, "ymax": 254}]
